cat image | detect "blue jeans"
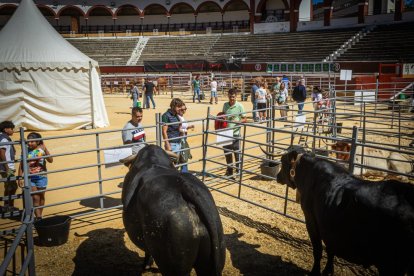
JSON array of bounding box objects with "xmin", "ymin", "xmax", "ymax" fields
[
  {"xmin": 146, "ymin": 95, "xmax": 156, "ymax": 109},
  {"xmin": 30, "ymin": 176, "xmax": 48, "ymax": 188},
  {"xmin": 132, "ymin": 94, "xmax": 138, "ymax": 108},
  {"xmin": 251, "ymin": 100, "xmax": 258, "ymax": 120},
  {"xmin": 297, "ymin": 102, "xmax": 304, "ymax": 114},
  {"xmin": 170, "ymin": 142, "xmax": 187, "ymax": 172},
  {"xmin": 193, "ymin": 88, "xmax": 201, "ymax": 102}
]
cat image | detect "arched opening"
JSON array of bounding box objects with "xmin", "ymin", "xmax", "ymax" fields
[
  {"xmin": 169, "ymin": 2, "xmax": 195, "ymax": 31},
  {"xmin": 143, "ymin": 4, "xmax": 168, "ymax": 32},
  {"xmin": 197, "ymin": 1, "xmax": 222, "ymax": 31},
  {"xmin": 223, "ymin": 0, "xmax": 250, "ymax": 32},
  {"xmin": 0, "ymin": 5, "xmax": 17, "ymax": 29},
  {"xmin": 87, "ymin": 6, "xmax": 114, "ymax": 34},
  {"xmin": 59, "ymin": 6, "xmax": 86, "ymax": 34},
  {"xmin": 115, "ymin": 4, "xmax": 141, "ymax": 33},
  {"xmin": 37, "ymin": 5, "xmax": 57, "ymax": 27},
  {"xmin": 257, "ymin": 0, "xmax": 288, "ymax": 22}
]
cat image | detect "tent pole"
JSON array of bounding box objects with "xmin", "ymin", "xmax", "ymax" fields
[{"xmin": 89, "ymin": 61, "xmax": 96, "ymax": 128}]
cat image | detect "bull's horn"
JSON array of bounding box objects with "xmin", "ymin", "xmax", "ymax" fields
[
  {"xmin": 259, "ymin": 145, "xmax": 288, "ymax": 157},
  {"xmin": 119, "ymin": 154, "xmax": 137, "ymax": 166},
  {"xmin": 165, "ymin": 150, "xmax": 179, "ymax": 159}
]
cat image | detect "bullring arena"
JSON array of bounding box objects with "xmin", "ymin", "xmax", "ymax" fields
[
  {"xmin": 1, "ymin": 0, "xmax": 414, "ymax": 274},
  {"xmin": 1, "ymin": 89, "xmax": 413, "ymax": 275}
]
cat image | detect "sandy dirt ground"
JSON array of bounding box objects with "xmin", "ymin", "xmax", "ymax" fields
[{"xmin": 2, "ymin": 91, "xmax": 411, "ymax": 275}]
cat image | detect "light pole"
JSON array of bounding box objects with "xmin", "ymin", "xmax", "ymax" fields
[
  {"xmin": 167, "ymin": 14, "xmax": 171, "ymax": 36},
  {"xmin": 85, "ymin": 17, "xmax": 88, "ymax": 37},
  {"xmin": 140, "ymin": 16, "xmax": 144, "ymax": 36},
  {"xmin": 112, "ymin": 17, "xmax": 117, "ymax": 37}
]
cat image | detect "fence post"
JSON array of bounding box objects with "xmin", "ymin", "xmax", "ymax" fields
[
  {"xmin": 271, "ymin": 100, "xmax": 276, "ymax": 157},
  {"xmin": 95, "ymin": 133, "xmax": 104, "ymax": 209},
  {"xmin": 360, "ymin": 102, "xmax": 367, "ymax": 176},
  {"xmin": 202, "ymin": 107, "xmax": 211, "ymax": 182},
  {"xmin": 238, "ymin": 125, "xmax": 247, "ymax": 198},
  {"xmin": 20, "ymin": 127, "xmax": 36, "ymax": 275},
  {"xmin": 170, "ymin": 75, "xmax": 174, "ymax": 99},
  {"xmin": 312, "ymin": 111, "xmax": 317, "ymax": 153},
  {"xmin": 348, "ymin": 126, "xmax": 358, "ymax": 174},
  {"xmin": 156, "ymin": 113, "xmax": 162, "ymax": 147},
  {"xmin": 266, "ymin": 99, "xmax": 272, "ymax": 157},
  {"xmin": 398, "ymin": 105, "xmax": 401, "ymax": 149}
]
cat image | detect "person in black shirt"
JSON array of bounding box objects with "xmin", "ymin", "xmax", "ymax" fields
[
  {"xmin": 292, "ymin": 79, "xmax": 307, "ymax": 114},
  {"xmin": 143, "ymin": 78, "xmax": 158, "ymax": 109}
]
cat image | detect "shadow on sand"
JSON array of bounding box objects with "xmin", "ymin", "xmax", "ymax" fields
[
  {"xmin": 225, "ymin": 229, "xmax": 306, "ymax": 276},
  {"xmin": 72, "ymin": 228, "xmax": 149, "ymax": 275}
]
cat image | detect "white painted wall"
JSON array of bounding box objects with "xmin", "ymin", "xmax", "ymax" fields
[
  {"xmin": 254, "ymin": 21, "xmax": 290, "ymax": 33},
  {"xmin": 297, "ymin": 20, "xmax": 324, "ymax": 31}
]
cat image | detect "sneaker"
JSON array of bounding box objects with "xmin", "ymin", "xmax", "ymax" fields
[{"xmin": 1, "ymin": 206, "xmax": 19, "ymax": 213}]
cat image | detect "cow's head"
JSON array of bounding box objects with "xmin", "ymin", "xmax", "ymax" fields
[
  {"xmin": 260, "ymin": 145, "xmax": 306, "ymax": 189},
  {"xmin": 120, "ymin": 145, "xmax": 178, "ymax": 168},
  {"xmin": 330, "ymin": 141, "xmax": 351, "ymax": 161}
]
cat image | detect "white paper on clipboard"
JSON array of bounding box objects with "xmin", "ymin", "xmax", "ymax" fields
[
  {"xmin": 104, "ymin": 147, "xmax": 133, "ymax": 168},
  {"xmin": 216, "ymin": 129, "xmax": 234, "ymax": 146},
  {"xmin": 293, "ymin": 114, "xmax": 306, "ymax": 130}
]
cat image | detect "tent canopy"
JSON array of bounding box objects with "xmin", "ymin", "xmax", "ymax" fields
[{"xmin": 0, "ymin": 0, "xmax": 109, "ymax": 130}]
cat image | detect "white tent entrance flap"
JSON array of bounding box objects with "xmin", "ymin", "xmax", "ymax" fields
[{"xmin": 0, "ymin": 0, "xmax": 109, "ymax": 130}]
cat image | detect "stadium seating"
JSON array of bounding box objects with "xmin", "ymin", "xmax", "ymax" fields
[
  {"xmin": 137, "ymin": 28, "xmax": 360, "ymax": 65},
  {"xmin": 64, "ymin": 22, "xmax": 414, "ymax": 66},
  {"xmin": 67, "ymin": 38, "xmax": 138, "ymax": 66},
  {"xmin": 336, "ymin": 21, "xmax": 414, "ymax": 62}
]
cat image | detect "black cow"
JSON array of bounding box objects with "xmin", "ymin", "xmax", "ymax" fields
[
  {"xmin": 122, "ymin": 145, "xmax": 226, "ymax": 275},
  {"xmin": 265, "ymin": 145, "xmax": 414, "ymax": 275}
]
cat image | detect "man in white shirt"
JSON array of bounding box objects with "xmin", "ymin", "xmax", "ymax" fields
[
  {"xmin": 209, "ymin": 77, "xmax": 218, "ymax": 104},
  {"xmin": 122, "ymin": 107, "xmax": 146, "ymax": 155}
]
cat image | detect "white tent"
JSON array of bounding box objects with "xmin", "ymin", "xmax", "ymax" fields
[{"xmin": 0, "ymin": 0, "xmax": 109, "ymax": 130}]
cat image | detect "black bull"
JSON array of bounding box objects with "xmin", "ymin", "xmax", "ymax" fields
[
  {"xmin": 122, "ymin": 145, "xmax": 225, "ymax": 275},
  {"xmin": 269, "ymin": 145, "xmax": 414, "ymax": 275}
]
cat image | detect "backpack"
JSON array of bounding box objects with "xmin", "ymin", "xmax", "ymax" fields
[{"xmin": 214, "ymin": 112, "xmax": 228, "ymax": 130}]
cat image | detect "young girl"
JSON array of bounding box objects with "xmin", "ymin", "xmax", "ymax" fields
[
  {"xmin": 276, "ymin": 82, "xmax": 289, "ymax": 120},
  {"xmin": 255, "ymin": 82, "xmax": 268, "ymax": 122},
  {"xmin": 18, "ymin": 132, "xmax": 53, "ymax": 220},
  {"xmin": 311, "ymin": 86, "xmax": 323, "ymax": 111}
]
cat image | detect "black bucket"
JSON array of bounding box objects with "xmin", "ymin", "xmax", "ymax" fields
[
  {"xmin": 34, "ymin": 215, "xmax": 71, "ymax": 246},
  {"xmin": 260, "ymin": 161, "xmax": 280, "ymax": 179}
]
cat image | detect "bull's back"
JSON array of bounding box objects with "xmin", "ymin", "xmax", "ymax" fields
[
  {"xmin": 134, "ymin": 173, "xmax": 224, "ymax": 275},
  {"xmin": 314, "ymin": 180, "xmax": 414, "ymax": 266}
]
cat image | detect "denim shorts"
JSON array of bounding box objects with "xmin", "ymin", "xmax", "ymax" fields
[
  {"xmin": 30, "ymin": 176, "xmax": 48, "ymax": 188},
  {"xmin": 211, "ymin": 90, "xmax": 217, "ymax": 97}
]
